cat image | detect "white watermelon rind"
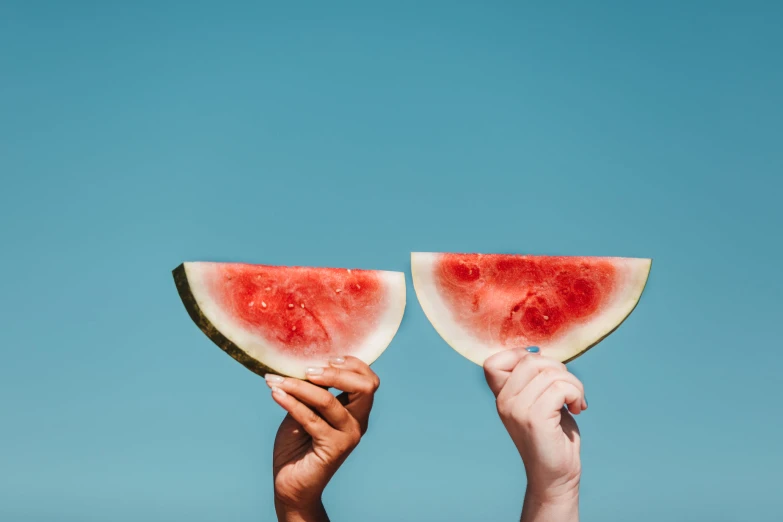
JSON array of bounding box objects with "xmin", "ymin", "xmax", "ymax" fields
[
  {"xmin": 173, "ymin": 262, "xmax": 407, "ymax": 379},
  {"xmin": 410, "ymin": 252, "xmax": 652, "ymax": 366}
]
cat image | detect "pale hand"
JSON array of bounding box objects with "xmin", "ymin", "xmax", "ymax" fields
[{"xmin": 484, "ymin": 347, "xmax": 587, "ymax": 521}]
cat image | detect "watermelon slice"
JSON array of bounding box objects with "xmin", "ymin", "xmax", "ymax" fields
[
  {"xmin": 173, "ymin": 262, "xmax": 406, "ymax": 379},
  {"xmin": 410, "ymin": 252, "xmax": 651, "ymax": 365}
]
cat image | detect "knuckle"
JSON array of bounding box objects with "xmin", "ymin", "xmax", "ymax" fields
[
  {"xmin": 318, "ymin": 393, "xmax": 338, "ymax": 410},
  {"xmin": 483, "ymin": 366, "xmax": 495, "ymax": 382},
  {"xmin": 332, "ymin": 438, "xmax": 349, "ymax": 453},
  {"xmin": 483, "ymin": 354, "xmax": 502, "ymax": 371},
  {"xmin": 341, "ymin": 428, "xmax": 361, "ymax": 449},
  {"xmin": 348, "ymin": 419, "xmax": 363, "ymax": 440},
  {"xmin": 496, "ymin": 399, "xmax": 511, "ymax": 418},
  {"xmin": 304, "ymin": 408, "xmax": 321, "ymax": 426},
  {"xmin": 346, "ymin": 415, "xmax": 361, "ymax": 432},
  {"xmin": 360, "ymin": 380, "xmax": 376, "ymax": 394}
]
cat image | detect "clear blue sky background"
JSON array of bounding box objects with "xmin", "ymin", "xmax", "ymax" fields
[{"xmin": 1, "ymin": 2, "xmax": 781, "ymax": 521}]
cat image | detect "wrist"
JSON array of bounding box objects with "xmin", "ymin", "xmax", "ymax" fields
[
  {"xmin": 521, "ymin": 480, "xmax": 580, "ymax": 522},
  {"xmin": 274, "ymin": 495, "xmax": 329, "ymax": 522}
]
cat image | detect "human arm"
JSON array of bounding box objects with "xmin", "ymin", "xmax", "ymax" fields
[
  {"xmin": 265, "ymin": 356, "xmax": 380, "ymax": 522},
  {"xmin": 483, "ymin": 347, "xmax": 586, "ymax": 522}
]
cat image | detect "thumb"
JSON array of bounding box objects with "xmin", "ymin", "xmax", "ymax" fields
[{"xmin": 483, "ymin": 347, "xmax": 537, "ymax": 397}]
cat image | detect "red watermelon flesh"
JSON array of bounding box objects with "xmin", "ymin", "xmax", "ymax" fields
[
  {"xmin": 173, "ymin": 262, "xmax": 406, "ymax": 378},
  {"xmin": 411, "ymin": 252, "xmax": 651, "ymax": 365}
]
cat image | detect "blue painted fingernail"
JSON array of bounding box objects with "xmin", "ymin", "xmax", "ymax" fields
[{"xmin": 525, "ymin": 346, "xmax": 540, "ymax": 353}]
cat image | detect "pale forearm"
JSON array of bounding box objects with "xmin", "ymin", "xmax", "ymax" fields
[{"xmin": 520, "ymin": 487, "xmax": 579, "ymax": 522}]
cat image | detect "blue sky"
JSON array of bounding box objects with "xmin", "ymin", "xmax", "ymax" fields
[{"xmin": 1, "ymin": 2, "xmax": 781, "ymax": 521}]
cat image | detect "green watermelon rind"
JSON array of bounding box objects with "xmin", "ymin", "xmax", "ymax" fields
[
  {"xmin": 173, "ymin": 262, "xmax": 408, "ymax": 379},
  {"xmin": 173, "ymin": 263, "xmax": 278, "ymax": 378}
]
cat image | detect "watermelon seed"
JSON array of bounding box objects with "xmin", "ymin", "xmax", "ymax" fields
[
  {"xmin": 261, "ymin": 301, "xmax": 267, "ymax": 308},
  {"xmin": 347, "ymin": 269, "xmax": 351, "ymax": 273},
  {"xmin": 335, "ymin": 289, "xmax": 342, "ymax": 293},
  {"xmin": 301, "ymin": 303, "xmax": 305, "ymax": 308},
  {"xmin": 265, "ymin": 287, "xmax": 272, "ymax": 291},
  {"xmin": 292, "ymin": 326, "xmax": 297, "ymax": 331},
  {"xmin": 543, "ymin": 315, "xmax": 549, "ymax": 320},
  {"xmin": 288, "ymin": 303, "xmax": 294, "ymax": 309},
  {"xmin": 356, "ymin": 284, "xmax": 361, "ymax": 290},
  {"xmin": 249, "ymin": 301, "xmax": 254, "ymax": 307}
]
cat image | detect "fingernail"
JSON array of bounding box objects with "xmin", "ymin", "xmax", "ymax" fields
[
  {"xmin": 329, "ymin": 356, "xmax": 345, "ymax": 365},
  {"xmin": 306, "ymin": 367, "xmax": 324, "ymax": 376},
  {"xmin": 271, "ymin": 386, "xmax": 286, "ymax": 397},
  {"xmin": 584, "ymin": 397, "xmax": 588, "ymax": 409},
  {"xmin": 265, "ymin": 374, "xmax": 284, "ymax": 384},
  {"xmin": 525, "ymin": 346, "xmax": 540, "ymax": 353}
]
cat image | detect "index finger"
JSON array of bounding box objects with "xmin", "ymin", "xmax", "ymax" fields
[{"xmin": 483, "ymin": 347, "xmax": 538, "ymax": 397}]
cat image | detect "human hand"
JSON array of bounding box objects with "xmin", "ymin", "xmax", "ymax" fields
[
  {"xmin": 484, "ymin": 347, "xmax": 586, "ymax": 520},
  {"xmin": 265, "ymin": 356, "xmax": 380, "ymax": 522}
]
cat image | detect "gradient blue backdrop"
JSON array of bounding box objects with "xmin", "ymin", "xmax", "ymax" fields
[{"xmin": 1, "ymin": 2, "xmax": 781, "ymax": 521}]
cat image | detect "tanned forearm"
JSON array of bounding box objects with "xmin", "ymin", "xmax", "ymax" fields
[{"xmin": 275, "ymin": 497, "xmax": 330, "ymax": 522}]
